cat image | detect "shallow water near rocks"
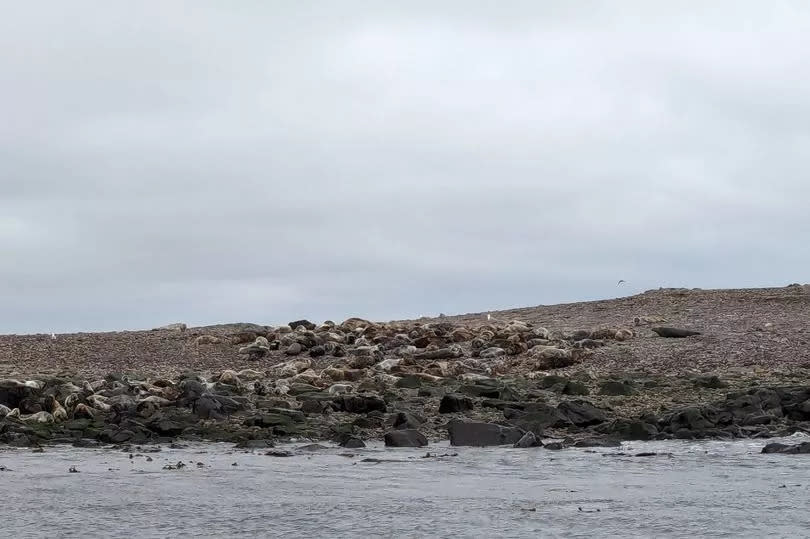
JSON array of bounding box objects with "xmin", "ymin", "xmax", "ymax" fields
[{"xmin": 1, "ymin": 436, "xmax": 809, "ymax": 538}]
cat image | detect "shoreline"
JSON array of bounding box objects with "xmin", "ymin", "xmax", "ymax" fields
[{"xmin": 1, "ymin": 286, "xmax": 810, "ymax": 449}]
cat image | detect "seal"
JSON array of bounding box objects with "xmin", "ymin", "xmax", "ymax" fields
[{"xmin": 651, "ymin": 327, "xmax": 702, "ymax": 338}]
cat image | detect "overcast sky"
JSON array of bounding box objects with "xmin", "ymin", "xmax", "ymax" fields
[{"xmin": 1, "ymin": 2, "xmax": 809, "ymax": 333}]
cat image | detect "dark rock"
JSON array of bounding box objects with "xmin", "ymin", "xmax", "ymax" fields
[
  {"xmin": 761, "ymin": 442, "xmax": 810, "ymax": 454},
  {"xmin": 309, "ymin": 345, "xmax": 326, "ymax": 358},
  {"xmin": 557, "ymin": 400, "xmax": 608, "ymax": 427},
  {"xmin": 514, "ymin": 431, "xmax": 541, "ymax": 448},
  {"xmin": 693, "ymin": 375, "xmax": 728, "ymax": 389},
  {"xmin": 505, "ymin": 403, "xmax": 571, "ymax": 434},
  {"xmin": 340, "ymin": 395, "xmax": 387, "ymax": 414},
  {"xmin": 392, "ymin": 411, "xmax": 424, "ymax": 430},
  {"xmin": 243, "ymin": 413, "xmax": 293, "ymax": 429},
  {"xmin": 178, "ymin": 379, "xmax": 207, "ymax": 401},
  {"xmin": 562, "ymin": 381, "xmax": 590, "ymax": 396},
  {"xmin": 539, "ymin": 375, "xmax": 568, "ymax": 389},
  {"xmin": 785, "ymin": 400, "xmax": 810, "ymax": 421},
  {"xmin": 663, "ymin": 406, "xmax": 717, "ymax": 433},
  {"xmin": 651, "ymin": 327, "xmax": 701, "ymax": 338},
  {"xmin": 192, "ymin": 396, "xmax": 224, "ymax": 420},
  {"xmin": 0, "ymin": 380, "xmax": 36, "ymax": 409},
  {"xmin": 673, "ymin": 428, "xmax": 695, "ymax": 439},
  {"xmin": 439, "ymin": 394, "xmax": 474, "ymax": 414},
  {"xmin": 265, "ymin": 450, "xmax": 293, "ymax": 457},
  {"xmin": 544, "ymin": 442, "xmax": 564, "ymax": 450},
  {"xmin": 288, "ymin": 383, "xmax": 321, "ymax": 396},
  {"xmin": 596, "ymin": 419, "xmax": 659, "ymax": 440},
  {"xmin": 353, "ymin": 415, "xmax": 384, "ymax": 429},
  {"xmin": 723, "ymin": 389, "xmax": 782, "ymax": 421},
  {"xmin": 481, "ymin": 399, "xmax": 522, "ymax": 410},
  {"xmin": 288, "ymin": 319, "xmax": 316, "ymax": 330},
  {"xmin": 340, "ymin": 436, "xmax": 366, "ymax": 449},
  {"xmin": 300, "ymin": 399, "xmax": 327, "ymax": 414},
  {"xmin": 742, "ymin": 414, "xmax": 774, "ymax": 426},
  {"xmin": 599, "ymin": 380, "xmax": 637, "ymax": 396},
  {"xmin": 761, "ymin": 442, "xmax": 791, "ymax": 454},
  {"xmin": 395, "ymin": 375, "xmax": 423, "ymax": 389},
  {"xmin": 448, "ymin": 420, "xmax": 524, "ymax": 447},
  {"xmin": 384, "ymin": 429, "xmax": 428, "ymax": 447},
  {"xmin": 460, "ymin": 379, "xmax": 504, "ymax": 399}
]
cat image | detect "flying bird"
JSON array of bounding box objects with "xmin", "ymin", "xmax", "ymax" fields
[{"xmin": 617, "ymin": 280, "xmax": 626, "ymax": 286}]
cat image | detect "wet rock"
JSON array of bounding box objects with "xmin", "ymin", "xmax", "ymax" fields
[
  {"xmin": 599, "ymin": 380, "xmax": 637, "ymax": 396},
  {"xmin": 544, "ymin": 442, "xmax": 564, "ymax": 450},
  {"xmin": 265, "ymin": 450, "xmax": 293, "ymax": 457},
  {"xmin": 439, "ymin": 394, "xmax": 474, "ymax": 414},
  {"xmin": 557, "ymin": 400, "xmax": 608, "ymax": 427},
  {"xmin": 384, "ymin": 429, "xmax": 428, "ymax": 447},
  {"xmin": 340, "ymin": 436, "xmax": 366, "ymax": 449},
  {"xmin": 505, "ymin": 403, "xmax": 571, "ymax": 433},
  {"xmin": 392, "ymin": 411, "xmax": 424, "ymax": 430},
  {"xmin": 235, "ymin": 439, "xmax": 275, "ymax": 449},
  {"xmin": 661, "ymin": 406, "xmax": 716, "ymax": 434},
  {"xmin": 562, "ymin": 381, "xmax": 590, "ymax": 396},
  {"xmin": 339, "ymin": 395, "xmax": 387, "ymax": 414},
  {"xmin": 244, "ymin": 413, "xmax": 294, "ymax": 429},
  {"xmin": 762, "ymin": 442, "xmax": 810, "ymax": 454},
  {"xmin": 514, "ymin": 431, "xmax": 541, "ymax": 448},
  {"xmin": 448, "ymin": 420, "xmax": 524, "ymax": 447},
  {"xmin": 596, "ymin": 419, "xmax": 659, "ymax": 440}
]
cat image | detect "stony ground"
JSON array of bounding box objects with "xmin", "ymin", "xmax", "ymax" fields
[
  {"xmin": 1, "ymin": 285, "xmax": 809, "ymax": 448},
  {"xmin": 3, "ymin": 285, "xmax": 809, "ymax": 379}
]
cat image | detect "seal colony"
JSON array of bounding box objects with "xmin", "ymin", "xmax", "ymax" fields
[{"xmin": 1, "ymin": 285, "xmax": 810, "ymax": 449}]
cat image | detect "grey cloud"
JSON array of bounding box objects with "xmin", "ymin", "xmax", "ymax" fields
[{"xmin": 2, "ymin": 2, "xmax": 809, "ymax": 333}]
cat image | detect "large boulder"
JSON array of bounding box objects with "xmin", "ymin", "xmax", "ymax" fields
[
  {"xmin": 505, "ymin": 403, "xmax": 571, "ymax": 434},
  {"xmin": 514, "ymin": 431, "xmax": 541, "ymax": 448},
  {"xmin": 439, "ymin": 394, "xmax": 474, "ymax": 414},
  {"xmin": 0, "ymin": 380, "xmax": 38, "ymax": 409},
  {"xmin": 661, "ymin": 406, "xmax": 717, "ymax": 434},
  {"xmin": 391, "ymin": 411, "xmax": 424, "ymax": 430},
  {"xmin": 448, "ymin": 420, "xmax": 524, "ymax": 447},
  {"xmin": 339, "ymin": 395, "xmax": 387, "ymax": 414},
  {"xmin": 596, "ymin": 419, "xmax": 659, "ymax": 440},
  {"xmin": 557, "ymin": 400, "xmax": 608, "ymax": 427},
  {"xmin": 384, "ymin": 429, "xmax": 428, "ymax": 447},
  {"xmin": 762, "ymin": 442, "xmax": 810, "ymax": 454}
]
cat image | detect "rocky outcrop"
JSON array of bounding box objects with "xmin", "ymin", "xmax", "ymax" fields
[
  {"xmin": 384, "ymin": 429, "xmax": 428, "ymax": 447},
  {"xmin": 448, "ymin": 420, "xmax": 524, "ymax": 447},
  {"xmin": 762, "ymin": 442, "xmax": 810, "ymax": 454}
]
